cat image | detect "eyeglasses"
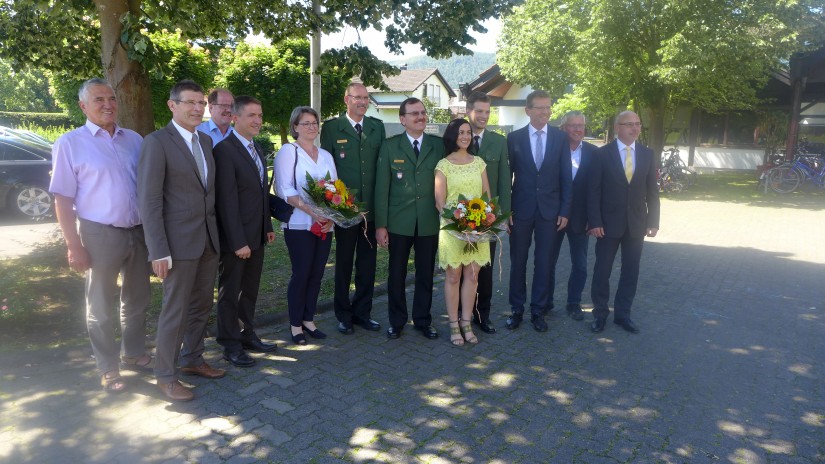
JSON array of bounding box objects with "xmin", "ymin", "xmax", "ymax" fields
[
  {"xmin": 617, "ymin": 122, "xmax": 642, "ymax": 127},
  {"xmin": 530, "ymin": 105, "xmax": 552, "ymax": 111},
  {"xmin": 297, "ymin": 122, "xmax": 319, "ymax": 128},
  {"xmin": 211, "ymin": 103, "xmax": 233, "ymax": 108},
  {"xmin": 347, "ymin": 95, "xmax": 369, "ymax": 102},
  {"xmin": 564, "ymin": 124, "xmax": 586, "ymax": 129},
  {"xmin": 402, "ymin": 111, "xmax": 427, "ymax": 117},
  {"xmin": 173, "ymin": 100, "xmax": 208, "ymax": 108}
]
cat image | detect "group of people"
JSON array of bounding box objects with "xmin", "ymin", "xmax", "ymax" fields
[{"xmin": 51, "ymin": 76, "xmax": 659, "ymax": 403}]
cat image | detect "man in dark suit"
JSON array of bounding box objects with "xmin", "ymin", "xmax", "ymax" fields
[
  {"xmin": 506, "ymin": 90, "xmax": 572, "ymax": 332},
  {"xmin": 587, "ymin": 110, "xmax": 660, "ymax": 334},
  {"xmin": 320, "ymin": 82, "xmax": 385, "ymax": 335},
  {"xmin": 551, "ymin": 111, "xmax": 597, "ymax": 321},
  {"xmin": 138, "ymin": 80, "xmax": 225, "ymax": 402},
  {"xmin": 214, "ymin": 96, "xmax": 277, "ymax": 368},
  {"xmin": 374, "ymin": 97, "xmax": 445, "ymax": 340},
  {"xmin": 462, "ymin": 91, "xmax": 510, "ymax": 334}
]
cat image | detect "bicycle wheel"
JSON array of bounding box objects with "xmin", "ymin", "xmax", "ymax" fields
[
  {"xmin": 680, "ymin": 167, "xmax": 697, "ymax": 187},
  {"xmin": 768, "ymin": 166, "xmax": 801, "ymax": 193}
]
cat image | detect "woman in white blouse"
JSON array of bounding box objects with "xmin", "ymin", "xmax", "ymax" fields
[{"xmin": 274, "ymin": 106, "xmax": 337, "ymax": 345}]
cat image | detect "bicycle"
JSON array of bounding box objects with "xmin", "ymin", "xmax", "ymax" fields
[
  {"xmin": 767, "ymin": 154, "xmax": 825, "ymax": 193},
  {"xmin": 661, "ymin": 147, "xmax": 697, "ymax": 189}
]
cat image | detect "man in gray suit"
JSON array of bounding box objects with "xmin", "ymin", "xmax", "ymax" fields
[{"xmin": 138, "ymin": 80, "xmax": 225, "ymax": 402}]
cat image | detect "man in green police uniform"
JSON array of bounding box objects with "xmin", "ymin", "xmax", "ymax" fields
[
  {"xmin": 375, "ymin": 97, "xmax": 445, "ymax": 340},
  {"xmin": 461, "ymin": 91, "xmax": 511, "ymax": 334},
  {"xmin": 320, "ymin": 82, "xmax": 386, "ymax": 335}
]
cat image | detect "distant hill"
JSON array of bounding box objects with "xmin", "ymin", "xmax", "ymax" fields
[{"xmin": 390, "ymin": 53, "xmax": 496, "ymax": 89}]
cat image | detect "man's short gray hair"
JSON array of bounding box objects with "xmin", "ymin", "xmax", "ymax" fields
[
  {"xmin": 559, "ymin": 111, "xmax": 585, "ymax": 127},
  {"xmin": 78, "ymin": 78, "xmax": 112, "ymax": 102}
]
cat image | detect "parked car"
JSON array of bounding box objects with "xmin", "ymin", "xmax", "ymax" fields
[
  {"xmin": 0, "ymin": 126, "xmax": 53, "ymax": 149},
  {"xmin": 0, "ymin": 136, "xmax": 53, "ymax": 220}
]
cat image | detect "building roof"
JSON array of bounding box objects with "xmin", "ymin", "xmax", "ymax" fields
[
  {"xmin": 460, "ymin": 64, "xmax": 512, "ymax": 100},
  {"xmin": 367, "ymin": 68, "xmax": 456, "ymax": 98}
]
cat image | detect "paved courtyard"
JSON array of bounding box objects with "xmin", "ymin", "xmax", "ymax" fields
[{"xmin": 1, "ymin": 195, "xmax": 824, "ymax": 463}]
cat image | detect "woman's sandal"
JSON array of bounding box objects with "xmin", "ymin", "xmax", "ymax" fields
[
  {"xmin": 101, "ymin": 370, "xmax": 126, "ymax": 393},
  {"xmin": 460, "ymin": 319, "xmax": 479, "ymax": 344},
  {"xmin": 121, "ymin": 354, "xmax": 153, "ymax": 371},
  {"xmin": 449, "ymin": 320, "xmax": 464, "ymax": 346}
]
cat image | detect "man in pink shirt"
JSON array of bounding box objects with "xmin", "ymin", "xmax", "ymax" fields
[{"xmin": 50, "ymin": 78, "xmax": 152, "ymax": 394}]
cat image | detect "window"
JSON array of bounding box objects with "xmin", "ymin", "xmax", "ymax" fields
[{"xmin": 0, "ymin": 141, "xmax": 46, "ymax": 161}]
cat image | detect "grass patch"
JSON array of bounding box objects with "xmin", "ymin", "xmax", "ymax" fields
[{"xmin": 0, "ymin": 223, "xmax": 409, "ymax": 350}]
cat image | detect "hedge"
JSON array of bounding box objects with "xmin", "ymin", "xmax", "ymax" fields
[{"xmin": 0, "ymin": 111, "xmax": 74, "ymax": 129}]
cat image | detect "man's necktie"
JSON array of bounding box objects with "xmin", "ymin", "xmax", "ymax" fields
[
  {"xmin": 355, "ymin": 123, "xmax": 362, "ymax": 136},
  {"xmin": 248, "ymin": 143, "xmax": 265, "ymax": 186},
  {"xmin": 624, "ymin": 145, "xmax": 633, "ymax": 182},
  {"xmin": 191, "ymin": 133, "xmax": 207, "ymax": 187},
  {"xmin": 413, "ymin": 139, "xmax": 420, "ymax": 158},
  {"xmin": 473, "ymin": 135, "xmax": 480, "ymax": 155},
  {"xmin": 534, "ymin": 130, "xmax": 544, "ymax": 168}
]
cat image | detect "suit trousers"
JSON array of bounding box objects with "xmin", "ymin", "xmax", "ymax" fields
[
  {"xmin": 509, "ymin": 215, "xmax": 560, "ymax": 317},
  {"xmin": 590, "ymin": 230, "xmax": 645, "ymax": 321},
  {"xmin": 333, "ymin": 221, "xmax": 377, "ymax": 324},
  {"xmin": 551, "ymin": 228, "xmax": 590, "ymax": 305},
  {"xmin": 216, "ymin": 245, "xmax": 265, "ymax": 353},
  {"xmin": 79, "ymin": 219, "xmax": 151, "ymax": 375},
  {"xmin": 458, "ymin": 240, "xmax": 497, "ymax": 323},
  {"xmin": 284, "ymin": 229, "xmax": 332, "ymax": 327},
  {"xmin": 154, "ymin": 241, "xmax": 219, "ymax": 383},
  {"xmin": 387, "ymin": 231, "xmax": 438, "ymax": 329}
]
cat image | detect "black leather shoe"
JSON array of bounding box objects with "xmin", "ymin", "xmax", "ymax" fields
[
  {"xmin": 241, "ymin": 338, "xmax": 278, "ymax": 353},
  {"xmin": 505, "ymin": 313, "xmax": 523, "ymax": 330},
  {"xmin": 386, "ymin": 326, "xmax": 402, "ymax": 339},
  {"xmin": 472, "ymin": 318, "xmax": 497, "ymax": 334},
  {"xmin": 355, "ymin": 318, "xmax": 381, "ymax": 331},
  {"xmin": 566, "ymin": 303, "xmax": 585, "ymax": 321},
  {"xmin": 531, "ymin": 316, "xmax": 548, "ymax": 332},
  {"xmin": 413, "ymin": 325, "xmax": 439, "ymax": 339},
  {"xmin": 337, "ymin": 322, "xmax": 354, "ymax": 335},
  {"xmin": 591, "ymin": 317, "xmax": 607, "ymax": 333},
  {"xmin": 614, "ymin": 318, "xmax": 640, "ymax": 334},
  {"xmin": 302, "ymin": 324, "xmax": 327, "ymax": 339},
  {"xmin": 223, "ymin": 350, "xmax": 256, "ymax": 368}
]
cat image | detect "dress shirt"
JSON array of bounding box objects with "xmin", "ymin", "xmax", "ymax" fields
[
  {"xmin": 49, "ymin": 120, "xmax": 143, "ymax": 228},
  {"xmin": 405, "ymin": 132, "xmax": 424, "ymax": 151},
  {"xmin": 196, "ymin": 119, "xmax": 234, "ymax": 147},
  {"xmin": 616, "ymin": 139, "xmax": 636, "ymax": 176},
  {"xmin": 346, "ymin": 113, "xmax": 363, "ymax": 132},
  {"xmin": 570, "ymin": 141, "xmax": 582, "ymax": 180},
  {"xmin": 528, "ymin": 124, "xmax": 548, "ymax": 161},
  {"xmin": 172, "ymin": 119, "xmax": 209, "ymax": 181},
  {"xmin": 274, "ymin": 143, "xmax": 338, "ymax": 231}
]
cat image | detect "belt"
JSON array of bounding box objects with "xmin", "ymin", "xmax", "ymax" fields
[{"xmin": 108, "ymin": 224, "xmax": 142, "ymax": 230}]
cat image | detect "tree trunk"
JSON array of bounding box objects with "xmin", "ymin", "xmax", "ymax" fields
[
  {"xmin": 94, "ymin": 0, "xmax": 154, "ymax": 136},
  {"xmin": 279, "ymin": 125, "xmax": 289, "ymax": 146},
  {"xmin": 648, "ymin": 96, "xmax": 666, "ymax": 165}
]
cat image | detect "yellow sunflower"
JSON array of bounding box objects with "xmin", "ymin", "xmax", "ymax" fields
[
  {"xmin": 466, "ymin": 198, "xmax": 487, "ymax": 225},
  {"xmin": 334, "ymin": 179, "xmax": 349, "ymax": 202}
]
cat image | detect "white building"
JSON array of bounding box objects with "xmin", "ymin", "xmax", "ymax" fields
[{"xmin": 365, "ymin": 68, "xmax": 456, "ymax": 123}]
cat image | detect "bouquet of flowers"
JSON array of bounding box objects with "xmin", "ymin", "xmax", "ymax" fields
[
  {"xmin": 302, "ymin": 171, "xmax": 367, "ymax": 228},
  {"xmin": 440, "ymin": 193, "xmax": 512, "ymax": 253}
]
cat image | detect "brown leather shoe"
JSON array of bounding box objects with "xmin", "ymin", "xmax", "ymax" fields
[
  {"xmin": 181, "ymin": 362, "xmax": 226, "ymax": 379},
  {"xmin": 157, "ymin": 380, "xmax": 194, "ymax": 402}
]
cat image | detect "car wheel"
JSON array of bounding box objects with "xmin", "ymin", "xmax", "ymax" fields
[{"xmin": 9, "ymin": 184, "xmax": 53, "ymax": 220}]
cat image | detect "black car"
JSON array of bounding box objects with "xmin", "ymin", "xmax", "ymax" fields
[{"xmin": 0, "ymin": 136, "xmax": 53, "ymax": 220}]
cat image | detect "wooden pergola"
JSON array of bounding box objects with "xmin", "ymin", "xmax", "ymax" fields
[{"xmin": 785, "ymin": 45, "xmax": 825, "ymax": 158}]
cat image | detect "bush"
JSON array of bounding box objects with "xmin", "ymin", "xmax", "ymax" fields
[
  {"xmin": 0, "ymin": 111, "xmax": 74, "ymax": 129},
  {"xmin": 16, "ymin": 123, "xmax": 69, "ymax": 143}
]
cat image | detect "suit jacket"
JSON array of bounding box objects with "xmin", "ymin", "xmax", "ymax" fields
[
  {"xmin": 507, "ymin": 124, "xmax": 572, "ymax": 221},
  {"xmin": 587, "ymin": 139, "xmax": 660, "ymax": 238},
  {"xmin": 568, "ymin": 141, "xmax": 597, "ymax": 234},
  {"xmin": 213, "ymin": 133, "xmax": 273, "ymax": 253},
  {"xmin": 473, "ymin": 130, "xmax": 511, "ymax": 213},
  {"xmin": 138, "ymin": 122, "xmax": 220, "ymax": 261},
  {"xmin": 374, "ymin": 132, "xmax": 445, "ymax": 236},
  {"xmin": 319, "ymin": 113, "xmax": 386, "ymax": 221}
]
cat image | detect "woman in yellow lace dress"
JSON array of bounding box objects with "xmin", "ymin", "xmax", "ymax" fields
[{"xmin": 435, "ymin": 119, "xmax": 491, "ymax": 346}]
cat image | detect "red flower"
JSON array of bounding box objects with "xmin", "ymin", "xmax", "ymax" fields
[
  {"xmin": 325, "ymin": 191, "xmax": 333, "ymax": 201},
  {"xmin": 331, "ymin": 194, "xmax": 342, "ymax": 205}
]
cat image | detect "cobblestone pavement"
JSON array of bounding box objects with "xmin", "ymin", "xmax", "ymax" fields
[{"xmin": 1, "ymin": 197, "xmax": 824, "ymax": 463}]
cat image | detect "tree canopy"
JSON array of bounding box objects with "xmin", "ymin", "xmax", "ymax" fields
[
  {"xmin": 498, "ymin": 0, "xmax": 825, "ymax": 153},
  {"xmin": 215, "ymin": 40, "xmax": 349, "ymax": 144},
  {"xmin": 0, "ymin": 0, "xmax": 515, "ymax": 135}
]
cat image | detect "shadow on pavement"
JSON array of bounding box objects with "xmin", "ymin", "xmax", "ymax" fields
[{"xmin": 1, "ymin": 239, "xmax": 823, "ymax": 462}]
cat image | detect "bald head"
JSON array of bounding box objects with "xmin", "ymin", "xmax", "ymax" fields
[{"xmin": 614, "ymin": 111, "xmax": 641, "ymax": 145}]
